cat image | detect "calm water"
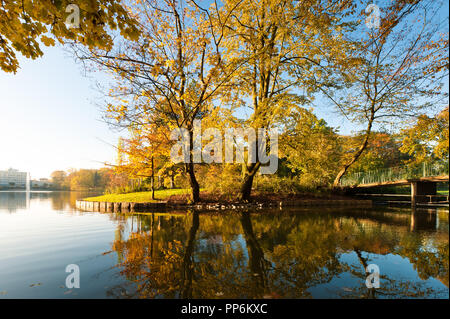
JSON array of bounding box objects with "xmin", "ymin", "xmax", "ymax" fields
[{"xmin": 0, "ymin": 191, "xmax": 448, "ymax": 299}]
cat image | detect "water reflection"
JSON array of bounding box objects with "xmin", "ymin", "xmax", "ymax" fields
[
  {"xmin": 0, "ymin": 191, "xmax": 100, "ymax": 213},
  {"xmin": 410, "ymin": 209, "xmax": 438, "ymax": 232},
  {"xmin": 0, "ymin": 191, "xmax": 447, "ymax": 299},
  {"xmin": 110, "ymin": 208, "xmax": 449, "ymax": 299},
  {"xmin": 0, "ymin": 191, "xmax": 29, "ymax": 212}
]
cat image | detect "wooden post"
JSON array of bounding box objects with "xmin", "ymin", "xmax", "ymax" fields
[
  {"xmin": 411, "ymin": 182, "xmax": 417, "ymax": 207},
  {"xmin": 411, "ymin": 181, "xmax": 437, "ymax": 206}
]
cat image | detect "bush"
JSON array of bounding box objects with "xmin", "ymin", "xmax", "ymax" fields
[
  {"xmin": 105, "ymin": 183, "xmax": 148, "ymax": 195},
  {"xmin": 201, "ymin": 164, "xmax": 242, "ymax": 200},
  {"xmin": 253, "ymin": 175, "xmax": 321, "ymax": 195}
]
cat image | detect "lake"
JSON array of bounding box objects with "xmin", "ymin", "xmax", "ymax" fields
[{"xmin": 0, "ymin": 191, "xmax": 448, "ymax": 299}]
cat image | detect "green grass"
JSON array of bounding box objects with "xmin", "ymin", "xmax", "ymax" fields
[
  {"xmin": 83, "ymin": 188, "xmax": 191, "ymax": 203},
  {"xmin": 437, "ymin": 189, "xmax": 449, "ymax": 195}
]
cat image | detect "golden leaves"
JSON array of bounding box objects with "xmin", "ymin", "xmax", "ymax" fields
[
  {"xmin": 0, "ymin": 0, "xmax": 140, "ymax": 73},
  {"xmin": 40, "ymin": 35, "xmax": 55, "ymax": 46}
]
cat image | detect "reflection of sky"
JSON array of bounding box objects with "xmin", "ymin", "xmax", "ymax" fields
[
  {"xmin": 307, "ymin": 251, "xmax": 448, "ymax": 299},
  {"xmin": 0, "ymin": 193, "xmax": 123, "ymax": 298}
]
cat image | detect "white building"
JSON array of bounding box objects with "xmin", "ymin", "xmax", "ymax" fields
[{"xmin": 0, "ymin": 168, "xmax": 28, "ymax": 188}]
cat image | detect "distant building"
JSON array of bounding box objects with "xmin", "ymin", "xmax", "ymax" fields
[
  {"xmin": 31, "ymin": 178, "xmax": 52, "ymax": 188},
  {"xmin": 0, "ymin": 168, "xmax": 28, "ymax": 188}
]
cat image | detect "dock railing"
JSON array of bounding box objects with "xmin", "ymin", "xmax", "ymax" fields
[{"xmin": 340, "ymin": 162, "xmax": 449, "ymax": 187}]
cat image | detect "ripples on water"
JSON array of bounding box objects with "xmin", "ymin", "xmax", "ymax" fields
[{"xmin": 0, "ymin": 191, "xmax": 448, "ymax": 299}]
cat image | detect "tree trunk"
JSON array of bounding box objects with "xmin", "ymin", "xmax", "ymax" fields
[
  {"xmin": 170, "ymin": 174, "xmax": 175, "ymax": 189},
  {"xmin": 240, "ymin": 211, "xmax": 268, "ymax": 294},
  {"xmin": 355, "ymin": 248, "xmax": 376, "ymax": 298},
  {"xmin": 333, "ymin": 115, "xmax": 374, "ymax": 187},
  {"xmin": 181, "ymin": 211, "xmax": 199, "ymax": 298},
  {"xmin": 186, "ymin": 162, "xmax": 200, "ymax": 203},
  {"xmin": 238, "ymin": 162, "xmax": 261, "ymax": 202},
  {"xmin": 186, "ymin": 129, "xmax": 200, "ymax": 203}
]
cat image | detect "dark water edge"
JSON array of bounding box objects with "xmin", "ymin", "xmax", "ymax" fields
[{"xmin": 0, "ymin": 191, "xmax": 448, "ymax": 299}]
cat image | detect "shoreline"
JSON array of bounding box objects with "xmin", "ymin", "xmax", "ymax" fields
[{"xmin": 75, "ymin": 198, "xmax": 373, "ymax": 213}]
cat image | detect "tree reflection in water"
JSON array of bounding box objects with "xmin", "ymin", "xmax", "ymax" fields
[
  {"xmin": 240, "ymin": 211, "xmax": 271, "ymax": 298},
  {"xmin": 107, "ymin": 208, "xmax": 449, "ymax": 299}
]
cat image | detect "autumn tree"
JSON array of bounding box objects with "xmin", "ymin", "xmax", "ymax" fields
[
  {"xmin": 0, "ymin": 0, "xmax": 139, "ymax": 73},
  {"xmin": 279, "ymin": 107, "xmax": 341, "ymax": 186},
  {"xmin": 320, "ymin": 0, "xmax": 449, "ymax": 186},
  {"xmin": 55, "ymin": 168, "xmax": 114, "ymax": 190},
  {"xmin": 50, "ymin": 170, "xmax": 67, "ymax": 189},
  {"xmin": 342, "ymin": 131, "xmax": 410, "ymax": 173},
  {"xmin": 75, "ymin": 0, "xmax": 241, "ymax": 203},
  {"xmin": 69, "ymin": 169, "xmax": 96, "ymax": 190},
  {"xmin": 399, "ymin": 106, "xmax": 449, "ymax": 165},
  {"xmin": 115, "ymin": 116, "xmax": 172, "ymax": 200},
  {"xmin": 220, "ymin": 0, "xmax": 356, "ymax": 201}
]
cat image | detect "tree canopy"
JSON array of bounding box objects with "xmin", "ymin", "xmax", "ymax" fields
[{"xmin": 0, "ymin": 0, "xmax": 139, "ymax": 73}]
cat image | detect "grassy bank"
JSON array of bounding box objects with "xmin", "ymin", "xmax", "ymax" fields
[
  {"xmin": 84, "ymin": 188, "xmax": 191, "ymax": 203},
  {"xmin": 83, "ymin": 188, "xmax": 357, "ymax": 204}
]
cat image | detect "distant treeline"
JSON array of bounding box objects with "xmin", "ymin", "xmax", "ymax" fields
[{"xmin": 50, "ymin": 168, "xmax": 127, "ymax": 191}]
